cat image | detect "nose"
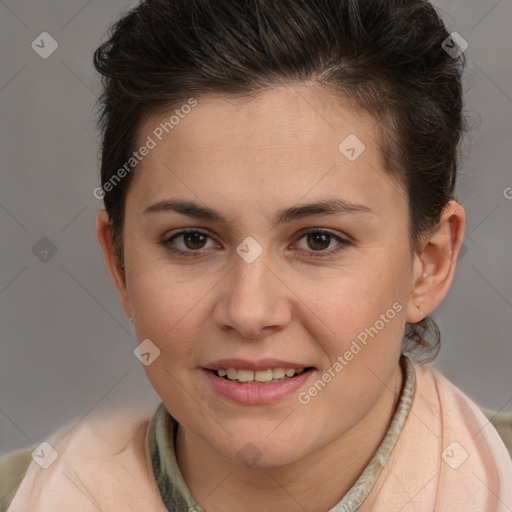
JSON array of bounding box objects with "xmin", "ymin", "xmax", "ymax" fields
[{"xmin": 213, "ymin": 248, "xmax": 292, "ymax": 340}]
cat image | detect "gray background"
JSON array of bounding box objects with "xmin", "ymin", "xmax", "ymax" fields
[{"xmin": 0, "ymin": 0, "xmax": 511, "ymax": 457}]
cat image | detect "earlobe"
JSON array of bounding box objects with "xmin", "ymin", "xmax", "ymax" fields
[
  {"xmin": 405, "ymin": 200, "xmax": 465, "ymax": 323},
  {"xmin": 96, "ymin": 210, "xmax": 132, "ymax": 318},
  {"xmin": 405, "ymin": 256, "xmax": 428, "ymax": 323}
]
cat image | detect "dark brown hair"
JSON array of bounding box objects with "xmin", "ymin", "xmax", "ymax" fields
[{"xmin": 93, "ymin": 0, "xmax": 467, "ymax": 361}]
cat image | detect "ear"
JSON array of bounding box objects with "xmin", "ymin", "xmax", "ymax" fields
[
  {"xmin": 405, "ymin": 200, "xmax": 466, "ymax": 323},
  {"xmin": 96, "ymin": 210, "xmax": 132, "ymax": 319}
]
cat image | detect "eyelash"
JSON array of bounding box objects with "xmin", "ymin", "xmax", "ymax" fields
[{"xmin": 160, "ymin": 228, "xmax": 351, "ymax": 259}]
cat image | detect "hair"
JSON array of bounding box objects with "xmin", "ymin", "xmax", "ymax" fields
[{"xmin": 93, "ymin": 0, "xmax": 467, "ymax": 362}]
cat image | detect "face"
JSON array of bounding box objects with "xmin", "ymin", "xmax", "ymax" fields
[{"xmin": 102, "ymin": 85, "xmax": 426, "ymax": 467}]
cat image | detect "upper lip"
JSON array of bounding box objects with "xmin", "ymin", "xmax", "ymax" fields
[{"xmin": 204, "ymin": 358, "xmax": 312, "ymax": 371}]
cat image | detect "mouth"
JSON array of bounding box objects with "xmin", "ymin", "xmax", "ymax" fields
[
  {"xmin": 202, "ymin": 360, "xmax": 316, "ymax": 404},
  {"xmin": 208, "ymin": 367, "xmax": 314, "ymax": 384}
]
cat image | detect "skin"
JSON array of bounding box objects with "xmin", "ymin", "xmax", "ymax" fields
[{"xmin": 97, "ymin": 85, "xmax": 465, "ymax": 512}]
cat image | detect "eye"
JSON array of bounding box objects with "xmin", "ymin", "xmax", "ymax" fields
[
  {"xmin": 293, "ymin": 229, "xmax": 350, "ymax": 258},
  {"xmin": 161, "ymin": 228, "xmax": 219, "ymax": 254},
  {"xmin": 160, "ymin": 227, "xmax": 350, "ymax": 258}
]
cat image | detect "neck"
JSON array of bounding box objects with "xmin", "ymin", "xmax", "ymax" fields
[{"xmin": 176, "ymin": 362, "xmax": 404, "ymax": 512}]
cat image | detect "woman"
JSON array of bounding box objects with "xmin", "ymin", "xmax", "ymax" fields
[{"xmin": 2, "ymin": 0, "xmax": 511, "ymax": 510}]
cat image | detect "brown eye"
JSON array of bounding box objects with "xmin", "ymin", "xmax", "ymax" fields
[
  {"xmin": 162, "ymin": 229, "xmax": 217, "ymax": 254},
  {"xmin": 293, "ymin": 229, "xmax": 350, "ymax": 259},
  {"xmin": 182, "ymin": 231, "xmax": 208, "ymax": 250},
  {"xmin": 306, "ymin": 232, "xmax": 331, "ymax": 251}
]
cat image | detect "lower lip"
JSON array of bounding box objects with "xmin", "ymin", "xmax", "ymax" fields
[{"xmin": 202, "ymin": 368, "xmax": 314, "ymax": 404}]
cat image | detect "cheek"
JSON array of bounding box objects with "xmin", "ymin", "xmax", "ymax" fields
[
  {"xmin": 293, "ymin": 264, "xmax": 409, "ymax": 397},
  {"xmin": 301, "ymin": 280, "xmax": 406, "ymax": 423},
  {"xmin": 126, "ymin": 267, "xmax": 214, "ymax": 365},
  {"xmin": 128, "ymin": 263, "xmax": 207, "ymax": 324},
  {"xmin": 299, "ymin": 266, "xmax": 406, "ymax": 340},
  {"xmin": 127, "ymin": 271, "xmax": 206, "ymax": 414}
]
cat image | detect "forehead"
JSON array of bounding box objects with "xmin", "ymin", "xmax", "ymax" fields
[
  {"xmin": 127, "ymin": 85, "xmax": 406, "ymax": 216},
  {"xmin": 138, "ymin": 85, "xmax": 376, "ymax": 154}
]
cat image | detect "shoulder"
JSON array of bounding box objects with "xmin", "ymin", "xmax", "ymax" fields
[
  {"xmin": 413, "ymin": 362, "xmax": 512, "ymax": 479},
  {"xmin": 379, "ymin": 362, "xmax": 512, "ymax": 510},
  {"xmin": 3, "ymin": 400, "xmax": 161, "ymax": 512},
  {"xmin": 481, "ymin": 408, "xmax": 512, "ymax": 459},
  {"xmin": 0, "ymin": 445, "xmax": 37, "ymax": 512},
  {"xmin": 413, "ymin": 363, "xmax": 509, "ymax": 447}
]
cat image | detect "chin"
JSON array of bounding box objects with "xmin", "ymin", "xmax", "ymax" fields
[{"xmin": 208, "ymin": 429, "xmax": 311, "ymax": 469}]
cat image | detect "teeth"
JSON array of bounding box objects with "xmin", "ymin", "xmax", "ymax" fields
[
  {"xmin": 215, "ymin": 367, "xmax": 307, "ymax": 383},
  {"xmin": 237, "ymin": 369, "xmax": 254, "ymax": 382},
  {"xmin": 273, "ymin": 368, "xmax": 285, "ymax": 379},
  {"xmin": 254, "ymin": 369, "xmax": 273, "ymax": 382}
]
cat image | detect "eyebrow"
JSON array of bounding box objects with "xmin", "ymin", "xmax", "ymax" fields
[{"xmin": 143, "ymin": 198, "xmax": 374, "ymax": 224}]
